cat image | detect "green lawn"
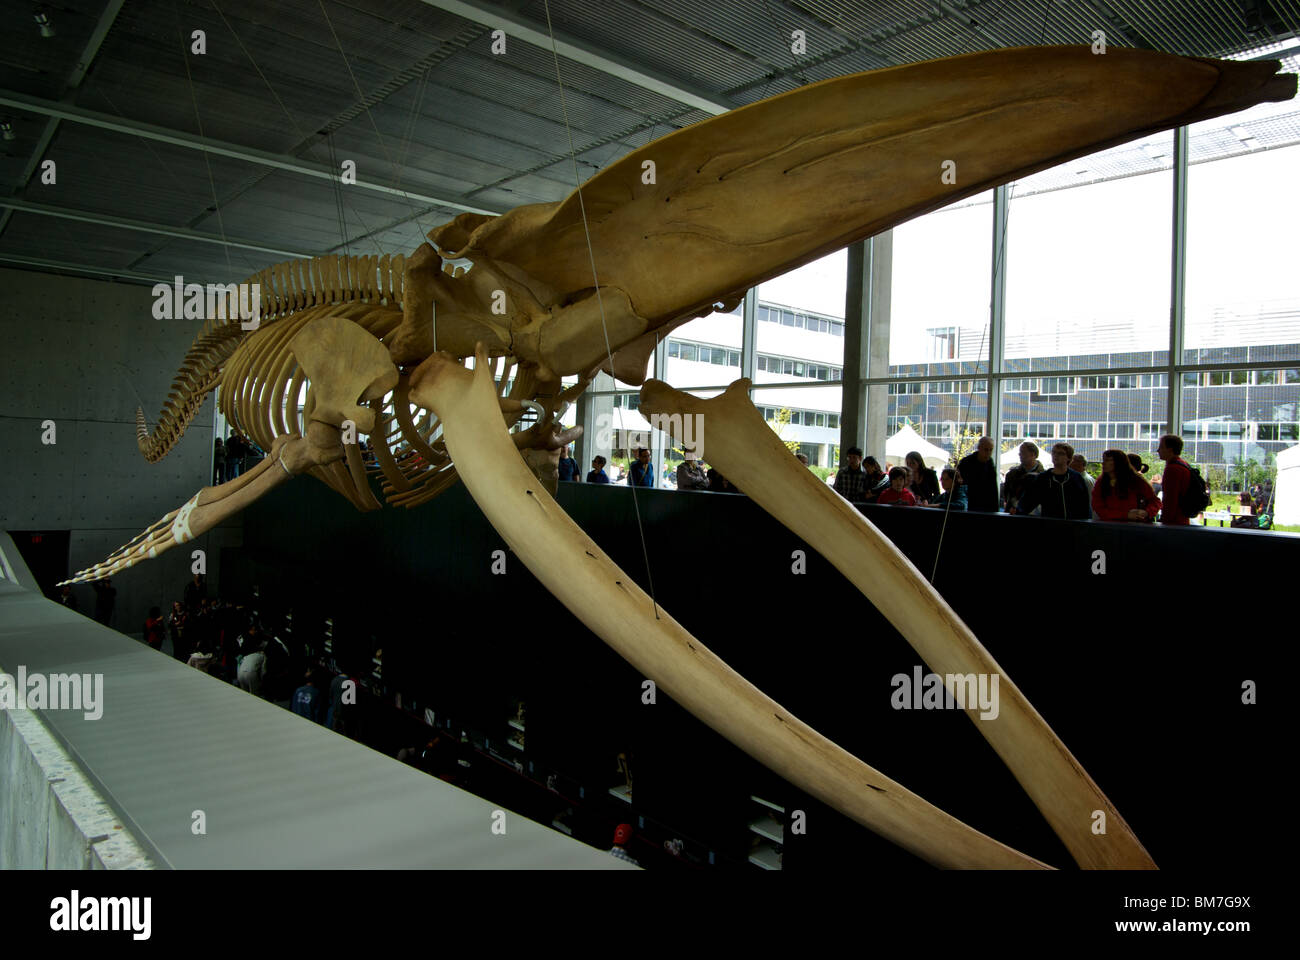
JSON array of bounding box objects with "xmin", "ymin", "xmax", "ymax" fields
[
  {"xmin": 1201, "ymin": 492, "xmax": 1297, "ymax": 533},
  {"xmin": 1208, "ymin": 493, "xmax": 1245, "ymax": 512}
]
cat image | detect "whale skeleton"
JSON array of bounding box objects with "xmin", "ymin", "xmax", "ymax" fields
[{"xmin": 65, "ymin": 46, "xmax": 1294, "ymax": 867}]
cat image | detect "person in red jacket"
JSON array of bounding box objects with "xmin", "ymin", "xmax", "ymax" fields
[
  {"xmin": 1157, "ymin": 434, "xmax": 1193, "ymax": 525},
  {"xmin": 877, "ymin": 467, "xmax": 918, "ymax": 506},
  {"xmin": 1093, "ymin": 449, "xmax": 1161, "ymax": 522},
  {"xmin": 142, "ymin": 606, "xmax": 166, "ymax": 651}
]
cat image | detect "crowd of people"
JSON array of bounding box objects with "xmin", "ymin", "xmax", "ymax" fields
[
  {"xmin": 559, "ymin": 445, "xmax": 743, "ymax": 494},
  {"xmin": 212, "ymin": 432, "xmax": 266, "ymax": 485},
  {"xmin": 831, "ymin": 434, "xmax": 1210, "ymax": 524},
  {"xmin": 552, "ymin": 434, "xmax": 1215, "ymax": 526},
  {"xmin": 135, "ymin": 572, "xmax": 360, "ymax": 734}
]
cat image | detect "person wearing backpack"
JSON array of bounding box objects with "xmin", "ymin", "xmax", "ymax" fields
[{"xmin": 1157, "ymin": 434, "xmax": 1207, "ymax": 526}]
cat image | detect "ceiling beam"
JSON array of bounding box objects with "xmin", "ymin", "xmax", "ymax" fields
[
  {"xmin": 0, "ymin": 0, "xmax": 128, "ymax": 241},
  {"xmin": 0, "ymin": 89, "xmax": 502, "ymax": 217},
  {"xmin": 418, "ymin": 0, "xmax": 733, "ymax": 115},
  {"xmin": 0, "ymin": 198, "xmax": 312, "ymax": 259},
  {"xmin": 0, "ymin": 253, "xmax": 166, "ymax": 285}
]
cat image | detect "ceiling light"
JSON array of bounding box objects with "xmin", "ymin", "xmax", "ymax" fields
[
  {"xmin": 1241, "ymin": 137, "xmax": 1260, "ymax": 149},
  {"xmin": 34, "ymin": 7, "xmax": 54, "ymax": 38},
  {"xmin": 1230, "ymin": 125, "xmax": 1251, "ymax": 139}
]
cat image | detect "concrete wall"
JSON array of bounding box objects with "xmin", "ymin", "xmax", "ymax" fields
[
  {"xmin": 0, "ymin": 701, "xmax": 155, "ymax": 869},
  {"xmin": 0, "ymin": 265, "xmax": 241, "ymax": 634}
]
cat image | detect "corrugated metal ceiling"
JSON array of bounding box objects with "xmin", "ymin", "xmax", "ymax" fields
[{"xmin": 0, "ymin": 0, "xmax": 1296, "ymax": 288}]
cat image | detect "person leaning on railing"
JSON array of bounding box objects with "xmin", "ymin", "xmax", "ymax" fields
[
  {"xmin": 926, "ymin": 467, "xmax": 967, "ymax": 511},
  {"xmin": 1012, "ymin": 442, "xmax": 1091, "ymax": 520},
  {"xmin": 1092, "ymin": 449, "xmax": 1161, "ymax": 523},
  {"xmin": 676, "ymin": 449, "xmax": 709, "ymax": 491},
  {"xmin": 832, "ymin": 446, "xmax": 871, "ymax": 502},
  {"xmin": 905, "ymin": 451, "xmax": 940, "ymax": 503}
]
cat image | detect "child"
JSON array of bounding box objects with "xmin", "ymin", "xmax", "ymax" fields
[
  {"xmin": 876, "ymin": 467, "xmax": 918, "ymax": 506},
  {"xmin": 143, "ymin": 606, "xmax": 166, "ymax": 651},
  {"xmin": 928, "ymin": 467, "xmax": 967, "ymax": 511},
  {"xmin": 586, "ymin": 455, "xmax": 610, "ymax": 484}
]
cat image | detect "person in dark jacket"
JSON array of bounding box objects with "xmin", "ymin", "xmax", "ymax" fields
[
  {"xmin": 627, "ymin": 447, "xmax": 654, "ymax": 487},
  {"xmin": 291, "ymin": 669, "xmax": 325, "ymax": 724},
  {"xmin": 242, "ymin": 436, "xmax": 264, "ymax": 471},
  {"xmin": 224, "ymin": 433, "xmax": 244, "ymax": 482},
  {"xmin": 1014, "ymin": 442, "xmax": 1092, "ymax": 520},
  {"xmin": 329, "ymin": 671, "xmax": 360, "ymax": 737},
  {"xmin": 183, "ymin": 572, "xmax": 206, "ymax": 612},
  {"xmin": 557, "ymin": 445, "xmax": 580, "ymax": 482},
  {"xmin": 859, "ymin": 456, "xmax": 890, "ymax": 503},
  {"xmin": 1002, "ymin": 441, "xmax": 1045, "ymax": 512},
  {"xmin": 707, "ymin": 466, "xmax": 740, "ymax": 494},
  {"xmin": 905, "ymin": 452, "xmax": 940, "ymax": 504},
  {"xmin": 832, "ymin": 446, "xmax": 871, "ymax": 502},
  {"xmin": 91, "ymin": 578, "xmax": 116, "ymax": 627},
  {"xmin": 957, "ymin": 437, "xmax": 999, "ymax": 512},
  {"xmin": 586, "ymin": 455, "xmax": 610, "ymax": 483},
  {"xmin": 927, "ymin": 467, "xmax": 968, "ymax": 511},
  {"xmin": 676, "ymin": 452, "xmax": 709, "ymax": 491},
  {"xmin": 167, "ymin": 601, "xmax": 189, "ymax": 661},
  {"xmin": 262, "ymin": 632, "xmax": 293, "ymax": 701}
]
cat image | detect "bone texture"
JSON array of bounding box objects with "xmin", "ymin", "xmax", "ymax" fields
[
  {"xmin": 409, "ymin": 346, "xmax": 1049, "ymax": 869},
  {"xmin": 640, "ymin": 378, "xmax": 1156, "ymax": 869}
]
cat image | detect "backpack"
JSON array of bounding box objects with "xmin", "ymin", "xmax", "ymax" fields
[{"xmin": 1177, "ymin": 462, "xmax": 1211, "ymax": 516}]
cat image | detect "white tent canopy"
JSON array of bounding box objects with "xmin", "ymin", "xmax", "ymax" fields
[
  {"xmin": 885, "ymin": 424, "xmax": 950, "ymax": 468},
  {"xmin": 1273, "ymin": 443, "xmax": 1300, "ymax": 525}
]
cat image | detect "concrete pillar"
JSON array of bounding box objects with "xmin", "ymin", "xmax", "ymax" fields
[
  {"xmin": 844, "ymin": 234, "xmax": 893, "ymax": 466},
  {"xmin": 843, "ymin": 244, "xmax": 868, "ymax": 465},
  {"xmin": 988, "ymin": 184, "xmax": 1009, "ymax": 448},
  {"xmin": 578, "ymin": 371, "xmax": 615, "ymax": 479},
  {"xmin": 866, "ymin": 232, "xmax": 893, "ymax": 463},
  {"xmin": 652, "ymin": 337, "xmax": 667, "ymax": 487},
  {"xmin": 741, "ymin": 287, "xmax": 758, "ymax": 391},
  {"xmin": 1168, "ymin": 125, "xmax": 1188, "ymax": 437}
]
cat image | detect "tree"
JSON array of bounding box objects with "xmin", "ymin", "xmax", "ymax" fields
[
  {"xmin": 769, "ymin": 407, "xmax": 801, "ymax": 456},
  {"xmin": 950, "ymin": 426, "xmax": 982, "ymax": 465},
  {"xmin": 1137, "ymin": 451, "xmax": 1162, "ymax": 481},
  {"xmin": 1229, "ymin": 454, "xmax": 1275, "ymax": 491},
  {"xmin": 1205, "ymin": 464, "xmax": 1227, "ymax": 496}
]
